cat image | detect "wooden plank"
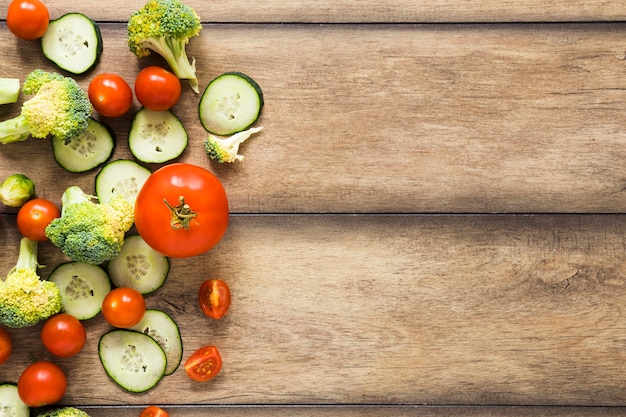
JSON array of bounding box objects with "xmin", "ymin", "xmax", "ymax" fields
[
  {"xmin": 2, "ymin": 214, "xmax": 626, "ymax": 406},
  {"xmin": 82, "ymin": 405, "xmax": 626, "ymax": 417},
  {"xmin": 12, "ymin": 0, "xmax": 626, "ymax": 23},
  {"xmin": 2, "ymin": 23, "xmax": 626, "ymax": 214}
]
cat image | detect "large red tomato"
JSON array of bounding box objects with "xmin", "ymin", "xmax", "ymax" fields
[{"xmin": 134, "ymin": 163, "xmax": 229, "ymax": 258}]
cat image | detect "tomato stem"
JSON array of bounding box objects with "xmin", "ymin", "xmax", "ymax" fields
[{"xmin": 163, "ymin": 196, "xmax": 198, "ymax": 230}]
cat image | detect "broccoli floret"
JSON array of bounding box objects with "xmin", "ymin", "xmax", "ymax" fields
[
  {"xmin": 45, "ymin": 186, "xmax": 135, "ymax": 265},
  {"xmin": 0, "ymin": 237, "xmax": 62, "ymax": 328},
  {"xmin": 204, "ymin": 126, "xmax": 263, "ymax": 163},
  {"xmin": 37, "ymin": 407, "xmax": 92, "ymax": 417},
  {"xmin": 128, "ymin": 0, "xmax": 202, "ymax": 93},
  {"xmin": 0, "ymin": 78, "xmax": 20, "ymax": 105},
  {"xmin": 0, "ymin": 69, "xmax": 92, "ymax": 145}
]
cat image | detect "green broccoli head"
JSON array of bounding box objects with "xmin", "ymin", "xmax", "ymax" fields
[
  {"xmin": 0, "ymin": 238, "xmax": 62, "ymax": 328},
  {"xmin": 204, "ymin": 126, "xmax": 263, "ymax": 163},
  {"xmin": 45, "ymin": 186, "xmax": 135, "ymax": 265},
  {"xmin": 128, "ymin": 0, "xmax": 202, "ymax": 93},
  {"xmin": 37, "ymin": 407, "xmax": 92, "ymax": 417},
  {"xmin": 0, "ymin": 70, "xmax": 92, "ymax": 145}
]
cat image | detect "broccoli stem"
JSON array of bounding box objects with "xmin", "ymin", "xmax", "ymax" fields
[
  {"xmin": 0, "ymin": 114, "xmax": 31, "ymax": 145},
  {"xmin": 0, "ymin": 78, "xmax": 20, "ymax": 105},
  {"xmin": 15, "ymin": 238, "xmax": 38, "ymax": 272},
  {"xmin": 61, "ymin": 186, "xmax": 95, "ymax": 214},
  {"xmin": 146, "ymin": 37, "xmax": 199, "ymax": 93}
]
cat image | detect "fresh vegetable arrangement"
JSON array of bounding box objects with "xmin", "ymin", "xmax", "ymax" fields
[{"xmin": 0, "ymin": 0, "xmax": 265, "ymax": 411}]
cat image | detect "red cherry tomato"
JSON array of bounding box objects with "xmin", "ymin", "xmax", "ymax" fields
[
  {"xmin": 41, "ymin": 313, "xmax": 86, "ymax": 357},
  {"xmin": 6, "ymin": 0, "xmax": 49, "ymax": 40},
  {"xmin": 88, "ymin": 73, "xmax": 134, "ymax": 118},
  {"xmin": 0, "ymin": 328, "xmax": 12, "ymax": 365},
  {"xmin": 134, "ymin": 163, "xmax": 229, "ymax": 258},
  {"xmin": 184, "ymin": 345, "xmax": 222, "ymax": 382},
  {"xmin": 135, "ymin": 66, "xmax": 181, "ymax": 111},
  {"xmin": 17, "ymin": 198, "xmax": 60, "ymax": 242},
  {"xmin": 101, "ymin": 287, "xmax": 146, "ymax": 328},
  {"xmin": 199, "ymin": 279, "xmax": 231, "ymax": 320},
  {"xmin": 17, "ymin": 361, "xmax": 66, "ymax": 407},
  {"xmin": 139, "ymin": 406, "xmax": 169, "ymax": 417}
]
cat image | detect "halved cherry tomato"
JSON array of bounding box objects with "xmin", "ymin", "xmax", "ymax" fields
[
  {"xmin": 101, "ymin": 287, "xmax": 146, "ymax": 328},
  {"xmin": 134, "ymin": 163, "xmax": 229, "ymax": 258},
  {"xmin": 135, "ymin": 66, "xmax": 181, "ymax": 111},
  {"xmin": 17, "ymin": 361, "xmax": 66, "ymax": 407},
  {"xmin": 6, "ymin": 0, "xmax": 49, "ymax": 40},
  {"xmin": 88, "ymin": 73, "xmax": 134, "ymax": 118},
  {"xmin": 199, "ymin": 279, "xmax": 231, "ymax": 319},
  {"xmin": 0, "ymin": 328, "xmax": 12, "ymax": 365},
  {"xmin": 41, "ymin": 313, "xmax": 86, "ymax": 357},
  {"xmin": 139, "ymin": 406, "xmax": 169, "ymax": 417},
  {"xmin": 17, "ymin": 198, "xmax": 60, "ymax": 242},
  {"xmin": 184, "ymin": 345, "xmax": 222, "ymax": 382}
]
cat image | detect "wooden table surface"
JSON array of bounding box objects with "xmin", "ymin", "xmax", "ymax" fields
[{"xmin": 2, "ymin": 1, "xmax": 626, "ymax": 416}]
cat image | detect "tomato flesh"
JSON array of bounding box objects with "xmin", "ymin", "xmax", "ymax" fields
[
  {"xmin": 134, "ymin": 163, "xmax": 229, "ymax": 258},
  {"xmin": 0, "ymin": 328, "xmax": 12, "ymax": 365},
  {"xmin": 139, "ymin": 406, "xmax": 169, "ymax": 417},
  {"xmin": 41, "ymin": 313, "xmax": 87, "ymax": 357},
  {"xmin": 199, "ymin": 279, "xmax": 231, "ymax": 319},
  {"xmin": 88, "ymin": 73, "xmax": 133, "ymax": 118},
  {"xmin": 101, "ymin": 287, "xmax": 146, "ymax": 328},
  {"xmin": 6, "ymin": 0, "xmax": 49, "ymax": 40},
  {"xmin": 17, "ymin": 361, "xmax": 67, "ymax": 407},
  {"xmin": 17, "ymin": 198, "xmax": 60, "ymax": 242},
  {"xmin": 135, "ymin": 66, "xmax": 181, "ymax": 111},
  {"xmin": 184, "ymin": 345, "xmax": 222, "ymax": 382}
]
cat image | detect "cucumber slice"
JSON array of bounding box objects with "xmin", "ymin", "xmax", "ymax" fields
[
  {"xmin": 52, "ymin": 118, "xmax": 115, "ymax": 173},
  {"xmin": 40, "ymin": 13, "xmax": 103, "ymax": 75},
  {"xmin": 99, "ymin": 329, "xmax": 167, "ymax": 393},
  {"xmin": 129, "ymin": 108, "xmax": 188, "ymax": 164},
  {"xmin": 0, "ymin": 383, "xmax": 29, "ymax": 417},
  {"xmin": 48, "ymin": 262, "xmax": 111, "ymax": 320},
  {"xmin": 199, "ymin": 72, "xmax": 264, "ymax": 136},
  {"xmin": 129, "ymin": 309, "xmax": 182, "ymax": 375},
  {"xmin": 95, "ymin": 159, "xmax": 151, "ymax": 206},
  {"xmin": 107, "ymin": 235, "xmax": 170, "ymax": 295}
]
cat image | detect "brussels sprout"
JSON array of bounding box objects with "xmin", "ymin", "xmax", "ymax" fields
[{"xmin": 0, "ymin": 173, "xmax": 35, "ymax": 207}]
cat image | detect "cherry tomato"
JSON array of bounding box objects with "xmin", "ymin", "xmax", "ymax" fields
[
  {"xmin": 184, "ymin": 345, "xmax": 222, "ymax": 382},
  {"xmin": 139, "ymin": 406, "xmax": 169, "ymax": 417},
  {"xmin": 88, "ymin": 73, "xmax": 133, "ymax": 118},
  {"xmin": 102, "ymin": 287, "xmax": 146, "ymax": 328},
  {"xmin": 134, "ymin": 163, "xmax": 229, "ymax": 258},
  {"xmin": 41, "ymin": 313, "xmax": 86, "ymax": 357},
  {"xmin": 135, "ymin": 66, "xmax": 181, "ymax": 111},
  {"xmin": 17, "ymin": 361, "xmax": 66, "ymax": 407},
  {"xmin": 0, "ymin": 328, "xmax": 12, "ymax": 365},
  {"xmin": 6, "ymin": 0, "xmax": 49, "ymax": 40},
  {"xmin": 17, "ymin": 198, "xmax": 60, "ymax": 242},
  {"xmin": 199, "ymin": 279, "xmax": 231, "ymax": 320}
]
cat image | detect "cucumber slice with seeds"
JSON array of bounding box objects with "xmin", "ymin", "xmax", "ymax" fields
[
  {"xmin": 199, "ymin": 71, "xmax": 264, "ymax": 136},
  {"xmin": 48, "ymin": 262, "xmax": 111, "ymax": 320},
  {"xmin": 129, "ymin": 108, "xmax": 188, "ymax": 164},
  {"xmin": 99, "ymin": 329, "xmax": 167, "ymax": 393},
  {"xmin": 52, "ymin": 118, "xmax": 115, "ymax": 173},
  {"xmin": 107, "ymin": 235, "xmax": 170, "ymax": 295},
  {"xmin": 95, "ymin": 159, "xmax": 151, "ymax": 206},
  {"xmin": 0, "ymin": 383, "xmax": 29, "ymax": 417},
  {"xmin": 41, "ymin": 13, "xmax": 103, "ymax": 75},
  {"xmin": 129, "ymin": 309, "xmax": 182, "ymax": 375}
]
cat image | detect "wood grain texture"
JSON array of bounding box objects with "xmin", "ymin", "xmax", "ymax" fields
[
  {"xmin": 2, "ymin": 23, "xmax": 626, "ymax": 213},
  {"xmin": 4, "ymin": 0, "xmax": 626, "ymax": 23},
  {"xmin": 2, "ymin": 214, "xmax": 626, "ymax": 407},
  {"xmin": 80, "ymin": 405, "xmax": 626, "ymax": 417}
]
